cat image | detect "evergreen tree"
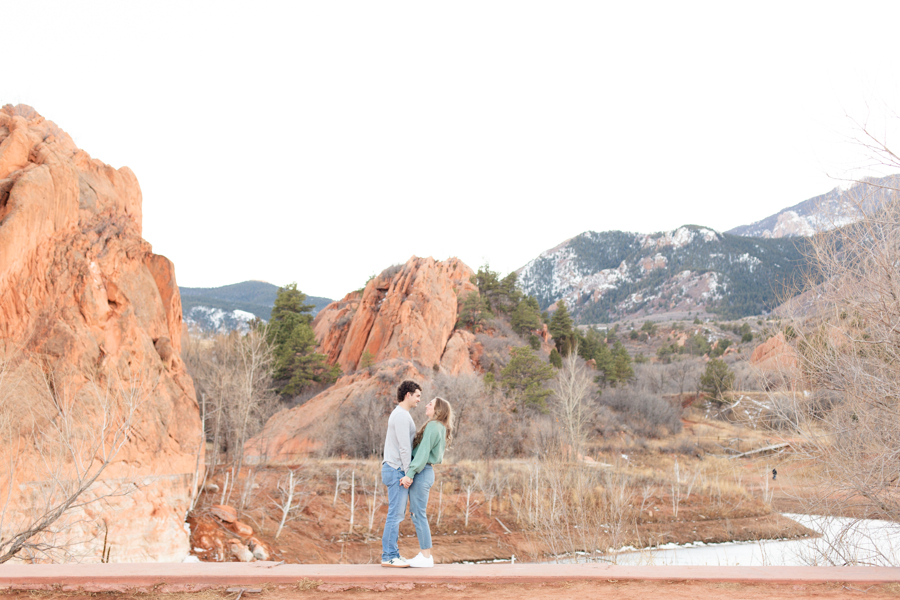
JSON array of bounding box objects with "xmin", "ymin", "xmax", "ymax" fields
[
  {"xmin": 497, "ymin": 272, "xmax": 523, "ymax": 313},
  {"xmin": 267, "ymin": 283, "xmax": 340, "ymax": 396},
  {"xmin": 575, "ymin": 327, "xmax": 604, "ymax": 362},
  {"xmin": 700, "ymin": 358, "xmax": 735, "ymax": 402},
  {"xmin": 472, "ymin": 264, "xmax": 502, "ymax": 309},
  {"xmin": 611, "ymin": 341, "xmax": 634, "ymax": 385},
  {"xmin": 593, "ymin": 340, "xmax": 633, "ymax": 386},
  {"xmin": 549, "ymin": 301, "xmax": 575, "ymax": 355},
  {"xmin": 271, "ymin": 283, "xmax": 315, "ymax": 324},
  {"xmin": 549, "ymin": 348, "xmax": 562, "ymax": 368},
  {"xmin": 593, "ymin": 341, "xmax": 615, "ymax": 384},
  {"xmin": 500, "ymin": 346, "xmax": 554, "ymax": 410},
  {"xmin": 511, "ymin": 296, "xmax": 542, "ymax": 335},
  {"xmin": 457, "ymin": 291, "xmax": 492, "ymax": 331}
]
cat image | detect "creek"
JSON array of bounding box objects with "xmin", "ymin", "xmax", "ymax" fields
[{"xmin": 600, "ymin": 514, "xmax": 900, "ymax": 566}]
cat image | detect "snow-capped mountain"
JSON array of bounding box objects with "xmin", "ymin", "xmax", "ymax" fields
[
  {"xmin": 727, "ymin": 174, "xmax": 900, "ymax": 238},
  {"xmin": 180, "ymin": 281, "xmax": 332, "ymax": 333},
  {"xmin": 516, "ymin": 226, "xmax": 806, "ymax": 323},
  {"xmin": 184, "ymin": 306, "xmax": 262, "ymax": 333}
]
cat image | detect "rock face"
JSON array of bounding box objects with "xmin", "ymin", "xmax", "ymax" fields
[
  {"xmin": 750, "ymin": 332, "xmax": 798, "ymax": 372},
  {"xmin": 0, "ymin": 105, "xmax": 200, "ymax": 562},
  {"xmin": 247, "ymin": 257, "xmax": 478, "ymax": 462},
  {"xmin": 316, "ymin": 257, "xmax": 478, "ymax": 374}
]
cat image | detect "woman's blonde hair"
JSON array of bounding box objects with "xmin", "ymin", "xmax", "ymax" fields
[{"xmin": 413, "ymin": 397, "xmax": 453, "ymax": 448}]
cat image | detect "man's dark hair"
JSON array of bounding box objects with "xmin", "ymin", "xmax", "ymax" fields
[{"xmin": 397, "ymin": 380, "xmax": 421, "ymax": 403}]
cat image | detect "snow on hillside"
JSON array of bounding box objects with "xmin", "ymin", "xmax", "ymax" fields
[{"xmin": 185, "ymin": 306, "xmax": 262, "ymax": 333}]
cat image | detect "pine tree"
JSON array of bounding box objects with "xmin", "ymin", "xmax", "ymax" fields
[
  {"xmin": 511, "ymin": 296, "xmax": 542, "ymax": 335},
  {"xmin": 500, "ymin": 346, "xmax": 554, "ymax": 410},
  {"xmin": 457, "ymin": 291, "xmax": 492, "ymax": 331},
  {"xmin": 576, "ymin": 327, "xmax": 604, "ymax": 361},
  {"xmin": 611, "ymin": 341, "xmax": 634, "ymax": 385},
  {"xmin": 549, "ymin": 348, "xmax": 563, "ymax": 368},
  {"xmin": 549, "ymin": 300, "xmax": 575, "ymax": 355},
  {"xmin": 267, "ymin": 283, "xmax": 340, "ymax": 396},
  {"xmin": 700, "ymin": 358, "xmax": 735, "ymax": 403}
]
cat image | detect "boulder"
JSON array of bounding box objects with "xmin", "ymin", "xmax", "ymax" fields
[
  {"xmin": 228, "ymin": 540, "xmax": 255, "ymax": 562},
  {"xmin": 229, "ymin": 520, "xmax": 254, "ymax": 538},
  {"xmin": 0, "ymin": 105, "xmax": 200, "ymax": 563},
  {"xmin": 210, "ymin": 504, "xmax": 238, "ymax": 523},
  {"xmin": 249, "ymin": 537, "xmax": 270, "ymax": 561}
]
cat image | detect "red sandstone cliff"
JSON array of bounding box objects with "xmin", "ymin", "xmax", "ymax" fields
[
  {"xmin": 314, "ymin": 257, "xmax": 478, "ymax": 373},
  {"xmin": 0, "ymin": 105, "xmax": 200, "ymax": 562},
  {"xmin": 247, "ymin": 257, "xmax": 480, "ymax": 462},
  {"xmin": 750, "ymin": 331, "xmax": 798, "ymax": 372}
]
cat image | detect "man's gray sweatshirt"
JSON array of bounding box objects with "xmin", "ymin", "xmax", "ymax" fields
[{"xmin": 383, "ymin": 406, "xmax": 416, "ymax": 474}]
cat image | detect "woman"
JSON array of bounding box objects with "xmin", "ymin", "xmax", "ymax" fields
[{"xmin": 399, "ymin": 396, "xmax": 453, "ymax": 568}]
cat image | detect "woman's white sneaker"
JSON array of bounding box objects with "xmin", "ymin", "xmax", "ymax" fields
[
  {"xmin": 408, "ymin": 553, "xmax": 434, "ymax": 568},
  {"xmin": 381, "ymin": 557, "xmax": 410, "ymax": 568}
]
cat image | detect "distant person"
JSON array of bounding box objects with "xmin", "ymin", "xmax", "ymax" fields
[
  {"xmin": 401, "ymin": 396, "xmax": 453, "ymax": 568},
  {"xmin": 772, "ymin": 468, "xmax": 777, "ymax": 481},
  {"xmin": 381, "ymin": 380, "xmax": 421, "ymax": 568}
]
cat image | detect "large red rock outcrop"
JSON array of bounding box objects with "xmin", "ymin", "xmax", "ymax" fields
[
  {"xmin": 315, "ymin": 257, "xmax": 478, "ymax": 373},
  {"xmin": 247, "ymin": 257, "xmax": 480, "ymax": 462},
  {"xmin": 750, "ymin": 331, "xmax": 798, "ymax": 372},
  {"xmin": 245, "ymin": 360, "xmax": 429, "ymax": 462},
  {"xmin": 0, "ymin": 105, "xmax": 200, "ymax": 562}
]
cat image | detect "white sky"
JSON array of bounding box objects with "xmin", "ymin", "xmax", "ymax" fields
[{"xmin": 5, "ymin": 2, "xmax": 900, "ymax": 299}]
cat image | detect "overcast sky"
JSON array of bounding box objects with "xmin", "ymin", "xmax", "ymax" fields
[{"xmin": 5, "ymin": 2, "xmax": 900, "ymax": 299}]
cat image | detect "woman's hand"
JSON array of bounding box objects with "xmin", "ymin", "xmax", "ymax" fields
[{"xmin": 400, "ymin": 475, "xmax": 413, "ymax": 488}]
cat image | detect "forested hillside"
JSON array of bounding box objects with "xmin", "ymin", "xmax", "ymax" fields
[
  {"xmin": 181, "ymin": 281, "xmax": 332, "ymax": 332},
  {"xmin": 517, "ymin": 226, "xmax": 809, "ymax": 323}
]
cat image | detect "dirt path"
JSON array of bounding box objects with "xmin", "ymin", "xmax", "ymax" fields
[{"xmin": 2, "ymin": 581, "xmax": 900, "ymax": 600}]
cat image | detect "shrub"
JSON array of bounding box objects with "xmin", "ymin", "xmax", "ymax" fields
[{"xmin": 597, "ymin": 389, "xmax": 682, "ymax": 438}]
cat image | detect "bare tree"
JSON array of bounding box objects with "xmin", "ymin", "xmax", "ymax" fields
[
  {"xmin": 272, "ymin": 468, "xmax": 311, "ymax": 539},
  {"xmin": 184, "ymin": 327, "xmax": 278, "ymax": 478},
  {"xmin": 550, "ymin": 348, "xmax": 594, "ymax": 460},
  {"xmin": 775, "ymin": 144, "xmax": 900, "ymax": 563},
  {"xmin": 0, "ymin": 359, "xmax": 144, "ymax": 563}
]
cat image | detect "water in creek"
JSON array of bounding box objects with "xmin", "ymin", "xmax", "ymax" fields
[{"xmin": 552, "ymin": 514, "xmax": 900, "ymax": 566}]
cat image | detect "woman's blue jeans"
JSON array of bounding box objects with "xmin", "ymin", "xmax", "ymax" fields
[
  {"xmin": 408, "ymin": 465, "xmax": 435, "ymax": 550},
  {"xmin": 381, "ymin": 463, "xmax": 408, "ymax": 561}
]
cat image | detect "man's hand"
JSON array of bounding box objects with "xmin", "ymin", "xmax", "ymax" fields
[{"xmin": 400, "ymin": 476, "xmax": 413, "ymax": 488}]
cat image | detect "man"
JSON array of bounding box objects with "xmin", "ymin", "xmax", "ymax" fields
[{"xmin": 381, "ymin": 380, "xmax": 421, "ymax": 567}]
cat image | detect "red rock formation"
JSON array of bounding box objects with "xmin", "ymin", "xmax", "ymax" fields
[
  {"xmin": 246, "ymin": 360, "xmax": 427, "ymax": 462},
  {"xmin": 247, "ymin": 257, "xmax": 493, "ymax": 463},
  {"xmin": 315, "ymin": 257, "xmax": 478, "ymax": 373},
  {"xmin": 440, "ymin": 329, "xmax": 477, "ymax": 375},
  {"xmin": 0, "ymin": 105, "xmax": 200, "ymax": 562},
  {"xmin": 750, "ymin": 331, "xmax": 798, "ymax": 372}
]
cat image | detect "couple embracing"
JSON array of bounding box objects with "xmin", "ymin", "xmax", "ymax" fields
[{"xmin": 381, "ymin": 380, "xmax": 453, "ymax": 568}]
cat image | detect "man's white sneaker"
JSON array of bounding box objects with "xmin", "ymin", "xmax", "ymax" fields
[
  {"xmin": 408, "ymin": 553, "xmax": 434, "ymax": 568},
  {"xmin": 381, "ymin": 557, "xmax": 410, "ymax": 568}
]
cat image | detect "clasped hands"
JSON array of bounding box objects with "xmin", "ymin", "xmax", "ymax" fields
[{"xmin": 400, "ymin": 475, "xmax": 413, "ymax": 488}]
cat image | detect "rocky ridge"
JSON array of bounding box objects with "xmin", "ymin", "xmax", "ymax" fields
[
  {"xmin": 726, "ymin": 174, "xmax": 900, "ymax": 238},
  {"xmin": 0, "ymin": 105, "xmax": 200, "ymax": 562},
  {"xmin": 246, "ymin": 257, "xmax": 480, "ymax": 462},
  {"xmin": 516, "ymin": 226, "xmax": 807, "ymax": 323}
]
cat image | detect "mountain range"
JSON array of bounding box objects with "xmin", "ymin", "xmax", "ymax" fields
[
  {"xmin": 725, "ymin": 174, "xmax": 900, "ymax": 238},
  {"xmin": 181, "ymin": 281, "xmax": 332, "ymax": 333},
  {"xmin": 516, "ymin": 176, "xmax": 899, "ymax": 324},
  {"xmin": 185, "ymin": 176, "xmax": 899, "ymax": 330}
]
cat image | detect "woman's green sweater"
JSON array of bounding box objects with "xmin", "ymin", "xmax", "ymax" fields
[{"xmin": 407, "ymin": 421, "xmax": 446, "ymax": 479}]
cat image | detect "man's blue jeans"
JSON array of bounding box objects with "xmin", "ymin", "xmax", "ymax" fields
[
  {"xmin": 381, "ymin": 463, "xmax": 409, "ymax": 561},
  {"xmin": 408, "ymin": 465, "xmax": 434, "ymax": 549}
]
